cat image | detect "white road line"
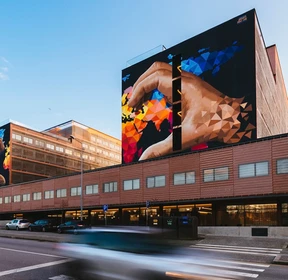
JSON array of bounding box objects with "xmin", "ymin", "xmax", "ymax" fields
[
  {"xmin": 0, "ymin": 246, "xmax": 64, "ymax": 258},
  {"xmin": 189, "ymin": 246, "xmax": 279, "ymax": 256},
  {"xmin": 195, "ymin": 243, "xmax": 282, "ymax": 252},
  {"xmin": 217, "ymin": 259, "xmax": 270, "ymax": 268},
  {"xmin": 0, "ymin": 259, "xmax": 73, "ymax": 277},
  {"xmin": 49, "ymin": 275, "xmax": 76, "ymax": 280}
]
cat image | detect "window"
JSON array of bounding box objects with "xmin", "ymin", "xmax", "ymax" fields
[
  {"xmin": 35, "ymin": 140, "xmax": 45, "ymax": 147},
  {"xmin": 65, "ymin": 149, "xmax": 73, "ymax": 155},
  {"xmin": 13, "ymin": 195, "xmax": 21, "ymax": 202},
  {"xmin": 12, "ymin": 134, "xmax": 21, "ymax": 141},
  {"xmin": 123, "ymin": 179, "xmax": 140, "ymax": 190},
  {"xmin": 56, "ymin": 189, "xmax": 67, "ymax": 198},
  {"xmin": 277, "ymin": 159, "xmax": 288, "ymax": 174},
  {"xmin": 82, "ymin": 154, "xmax": 88, "ymax": 160},
  {"xmin": 103, "ymin": 182, "xmax": 117, "ymax": 193},
  {"xmin": 4, "ymin": 196, "xmax": 11, "ymax": 203},
  {"xmin": 239, "ymin": 162, "xmax": 269, "ymax": 178},
  {"xmin": 89, "ymin": 146, "xmax": 95, "ymax": 152},
  {"xmin": 71, "ymin": 187, "xmax": 81, "ymax": 196},
  {"xmin": 22, "ymin": 193, "xmax": 30, "ymax": 201},
  {"xmin": 46, "ymin": 143, "xmax": 54, "ymax": 150},
  {"xmin": 173, "ymin": 171, "xmax": 195, "ymax": 185},
  {"xmin": 91, "ymin": 136, "xmax": 96, "ymax": 142},
  {"xmin": 146, "ymin": 175, "xmax": 165, "ymax": 188},
  {"xmin": 44, "ymin": 190, "xmax": 54, "ymax": 199},
  {"xmin": 86, "ymin": 184, "xmax": 98, "ymax": 194},
  {"xmin": 0, "ymin": 197, "xmax": 2, "ymax": 204},
  {"xmin": 56, "ymin": 146, "xmax": 64, "ymax": 152},
  {"xmin": 97, "ymin": 148, "xmax": 102, "ymax": 154},
  {"xmin": 82, "ymin": 143, "xmax": 88, "ymax": 149},
  {"xmin": 204, "ymin": 167, "xmax": 229, "ymax": 182},
  {"xmin": 23, "ymin": 136, "xmax": 33, "ymax": 144},
  {"xmin": 33, "ymin": 192, "xmax": 41, "ymax": 200}
]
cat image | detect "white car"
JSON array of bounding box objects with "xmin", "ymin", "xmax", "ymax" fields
[
  {"xmin": 57, "ymin": 227, "xmax": 238, "ymax": 280},
  {"xmin": 6, "ymin": 219, "xmax": 30, "ymax": 230}
]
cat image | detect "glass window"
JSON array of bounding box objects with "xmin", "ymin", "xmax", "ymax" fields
[
  {"xmin": 239, "ymin": 163, "xmax": 255, "ymax": 178},
  {"xmin": 123, "ymin": 179, "xmax": 140, "ymax": 190},
  {"xmin": 22, "ymin": 193, "xmax": 30, "ymax": 201},
  {"xmin": 65, "ymin": 149, "xmax": 73, "ymax": 155},
  {"xmin": 215, "ymin": 167, "xmax": 229, "ymax": 181},
  {"xmin": 103, "ymin": 182, "xmax": 117, "ymax": 193},
  {"xmin": 204, "ymin": 169, "xmax": 214, "ymax": 182},
  {"xmin": 23, "ymin": 137, "xmax": 33, "ymax": 144},
  {"xmin": 44, "ymin": 190, "xmax": 54, "ymax": 199},
  {"xmin": 4, "ymin": 196, "xmax": 11, "ymax": 203},
  {"xmin": 0, "ymin": 197, "xmax": 2, "ymax": 204},
  {"xmin": 71, "ymin": 187, "xmax": 81, "ymax": 196},
  {"xmin": 56, "ymin": 189, "xmax": 67, "ymax": 198},
  {"xmin": 35, "ymin": 139, "xmax": 45, "ymax": 147},
  {"xmin": 46, "ymin": 143, "xmax": 54, "ymax": 150},
  {"xmin": 33, "ymin": 192, "xmax": 41, "ymax": 200},
  {"xmin": 86, "ymin": 184, "xmax": 98, "ymax": 195},
  {"xmin": 277, "ymin": 159, "xmax": 288, "ymax": 174},
  {"xmin": 147, "ymin": 177, "xmax": 155, "ymax": 188},
  {"xmin": 56, "ymin": 146, "xmax": 64, "ymax": 152},
  {"xmin": 13, "ymin": 195, "xmax": 21, "ymax": 202},
  {"xmin": 155, "ymin": 175, "xmax": 165, "ymax": 187},
  {"xmin": 256, "ymin": 162, "xmax": 268, "ymax": 176},
  {"xmin": 174, "ymin": 173, "xmax": 185, "ymax": 185}
]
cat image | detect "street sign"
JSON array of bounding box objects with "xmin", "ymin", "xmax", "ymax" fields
[
  {"xmin": 103, "ymin": 204, "xmax": 108, "ymax": 212},
  {"xmin": 146, "ymin": 200, "xmax": 150, "ymax": 208}
]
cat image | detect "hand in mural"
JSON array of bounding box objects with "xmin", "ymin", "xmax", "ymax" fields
[
  {"xmin": 0, "ymin": 139, "xmax": 4, "ymax": 153},
  {"xmin": 128, "ymin": 62, "xmax": 244, "ymax": 161}
]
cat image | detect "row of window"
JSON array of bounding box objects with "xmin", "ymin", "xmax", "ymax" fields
[
  {"xmin": 90, "ymin": 135, "xmax": 121, "ymax": 151},
  {"xmin": 1, "ymin": 159, "xmax": 288, "ymax": 204},
  {"xmin": 12, "ymin": 133, "xmax": 121, "ymax": 161}
]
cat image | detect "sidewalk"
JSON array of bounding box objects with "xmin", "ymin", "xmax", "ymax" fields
[{"xmin": 0, "ymin": 229, "xmax": 287, "ymax": 265}]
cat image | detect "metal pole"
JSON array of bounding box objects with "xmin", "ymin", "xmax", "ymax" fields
[{"xmin": 80, "ymin": 146, "xmax": 83, "ymax": 221}]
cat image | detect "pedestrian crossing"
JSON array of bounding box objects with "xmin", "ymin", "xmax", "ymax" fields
[{"xmin": 190, "ymin": 243, "xmax": 282, "ymax": 256}]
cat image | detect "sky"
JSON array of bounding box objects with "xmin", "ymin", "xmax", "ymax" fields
[{"xmin": 0, "ymin": 0, "xmax": 287, "ymax": 139}]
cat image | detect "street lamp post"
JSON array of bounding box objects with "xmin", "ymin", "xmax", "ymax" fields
[{"xmin": 68, "ymin": 135, "xmax": 84, "ymax": 221}]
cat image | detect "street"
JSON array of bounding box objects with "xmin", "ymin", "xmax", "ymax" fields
[{"xmin": 0, "ymin": 236, "xmax": 286, "ymax": 280}]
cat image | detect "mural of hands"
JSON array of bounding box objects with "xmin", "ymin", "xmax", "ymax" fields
[{"xmin": 128, "ymin": 62, "xmax": 250, "ymax": 161}]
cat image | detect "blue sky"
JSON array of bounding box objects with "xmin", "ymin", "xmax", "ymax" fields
[{"xmin": 0, "ymin": 0, "xmax": 287, "ymax": 139}]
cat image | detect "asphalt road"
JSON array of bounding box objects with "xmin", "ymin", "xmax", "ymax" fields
[{"xmin": 0, "ymin": 235, "xmax": 286, "ymax": 280}]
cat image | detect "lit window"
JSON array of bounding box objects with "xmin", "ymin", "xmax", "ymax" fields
[
  {"xmin": 86, "ymin": 184, "xmax": 98, "ymax": 194},
  {"xmin": 65, "ymin": 149, "xmax": 73, "ymax": 155},
  {"xmin": 22, "ymin": 194, "xmax": 30, "ymax": 201},
  {"xmin": 44, "ymin": 190, "xmax": 54, "ymax": 199},
  {"xmin": 13, "ymin": 195, "xmax": 21, "ymax": 203},
  {"xmin": 56, "ymin": 189, "xmax": 67, "ymax": 198},
  {"xmin": 33, "ymin": 192, "xmax": 42, "ymax": 200},
  {"xmin": 46, "ymin": 143, "xmax": 54, "ymax": 150},
  {"xmin": 71, "ymin": 187, "xmax": 81, "ymax": 196}
]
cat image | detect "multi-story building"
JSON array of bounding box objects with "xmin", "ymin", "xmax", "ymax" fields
[
  {"xmin": 0, "ymin": 9, "xmax": 287, "ymax": 237},
  {"xmin": 0, "ymin": 120, "xmax": 121, "ymax": 185}
]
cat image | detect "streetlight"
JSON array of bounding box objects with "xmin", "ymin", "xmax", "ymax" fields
[{"xmin": 68, "ymin": 135, "xmax": 84, "ymax": 221}]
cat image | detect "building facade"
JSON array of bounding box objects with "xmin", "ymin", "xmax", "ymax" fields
[
  {"xmin": 0, "ymin": 120, "xmax": 121, "ymax": 186},
  {"xmin": 0, "ymin": 133, "xmax": 287, "ymax": 227}
]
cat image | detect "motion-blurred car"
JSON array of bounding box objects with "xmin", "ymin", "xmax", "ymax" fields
[
  {"xmin": 28, "ymin": 219, "xmax": 59, "ymax": 232},
  {"xmin": 57, "ymin": 220, "xmax": 90, "ymax": 234},
  {"xmin": 5, "ymin": 219, "xmax": 30, "ymax": 230},
  {"xmin": 57, "ymin": 227, "xmax": 238, "ymax": 280}
]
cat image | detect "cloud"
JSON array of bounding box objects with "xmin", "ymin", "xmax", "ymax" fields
[
  {"xmin": 1, "ymin": 67, "xmax": 8, "ymax": 72},
  {"xmin": 0, "ymin": 72, "xmax": 9, "ymax": 81},
  {"xmin": 1, "ymin": 57, "xmax": 13, "ymax": 67}
]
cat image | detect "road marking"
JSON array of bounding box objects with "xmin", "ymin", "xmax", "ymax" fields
[
  {"xmin": 195, "ymin": 243, "xmax": 282, "ymax": 252},
  {"xmin": 0, "ymin": 246, "xmax": 64, "ymax": 258},
  {"xmin": 0, "ymin": 259, "xmax": 73, "ymax": 277},
  {"xmin": 218, "ymin": 259, "xmax": 270, "ymax": 268},
  {"xmin": 49, "ymin": 275, "xmax": 76, "ymax": 280},
  {"xmin": 190, "ymin": 244, "xmax": 281, "ymax": 256}
]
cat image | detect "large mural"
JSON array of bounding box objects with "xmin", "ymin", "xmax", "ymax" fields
[
  {"xmin": 0, "ymin": 123, "xmax": 11, "ymax": 186},
  {"xmin": 122, "ymin": 10, "xmax": 256, "ymax": 163}
]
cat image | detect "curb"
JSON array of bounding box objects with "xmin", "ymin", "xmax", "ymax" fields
[{"xmin": 272, "ymin": 254, "xmax": 288, "ymax": 265}]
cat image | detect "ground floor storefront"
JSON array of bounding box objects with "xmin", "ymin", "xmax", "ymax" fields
[{"xmin": 1, "ymin": 196, "xmax": 288, "ymax": 228}]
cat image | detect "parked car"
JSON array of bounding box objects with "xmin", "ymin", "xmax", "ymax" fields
[
  {"xmin": 5, "ymin": 219, "xmax": 30, "ymax": 230},
  {"xmin": 28, "ymin": 219, "xmax": 59, "ymax": 232},
  {"xmin": 57, "ymin": 227, "xmax": 237, "ymax": 280},
  {"xmin": 57, "ymin": 220, "xmax": 90, "ymax": 234}
]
